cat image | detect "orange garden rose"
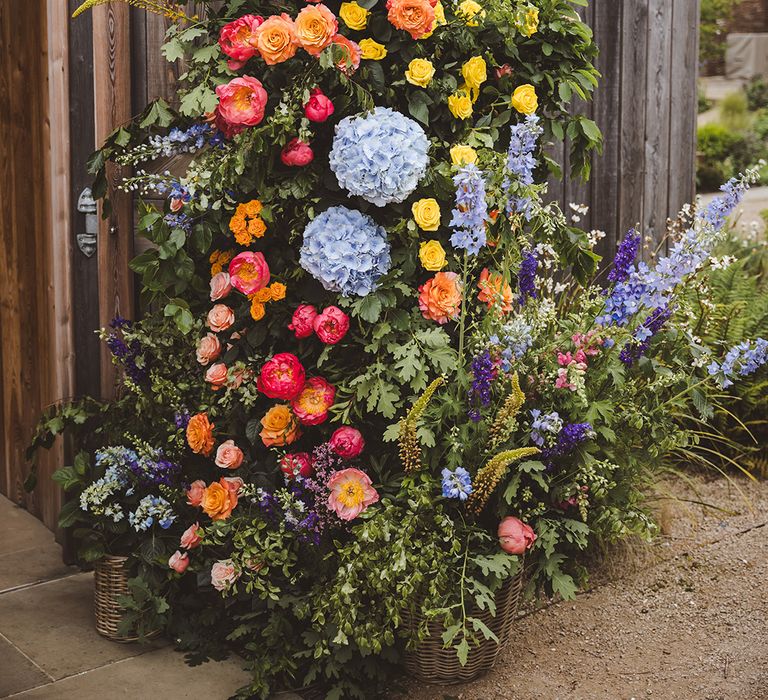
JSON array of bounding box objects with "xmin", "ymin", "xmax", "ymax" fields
[
  {"xmin": 250, "ymin": 299, "xmax": 266, "ymax": 321},
  {"xmin": 259, "ymin": 404, "xmax": 301, "ymax": 446},
  {"xmin": 201, "ymin": 479, "xmax": 239, "ymax": 521},
  {"xmin": 186, "ymin": 413, "xmax": 215, "ymax": 456},
  {"xmin": 331, "ymin": 34, "xmax": 361, "ymax": 74},
  {"xmin": 294, "ymin": 4, "xmax": 338, "ymax": 57},
  {"xmin": 269, "ymin": 282, "xmax": 287, "ymax": 301},
  {"xmin": 418, "ymin": 271, "xmax": 463, "ymax": 324},
  {"xmin": 386, "ymin": 0, "xmax": 435, "ymax": 40},
  {"xmin": 255, "ymin": 14, "xmax": 299, "ymax": 65},
  {"xmin": 477, "ymin": 268, "xmax": 514, "ymax": 312},
  {"xmin": 209, "ymin": 249, "xmax": 234, "ymax": 276}
]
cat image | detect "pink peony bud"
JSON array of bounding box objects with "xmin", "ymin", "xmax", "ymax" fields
[
  {"xmin": 329, "ymin": 426, "xmax": 365, "ymax": 459},
  {"xmin": 281, "ymin": 138, "xmax": 314, "ymax": 167},
  {"xmin": 304, "ymin": 88, "xmax": 335, "ymax": 123},
  {"xmin": 288, "ymin": 304, "xmax": 318, "ymax": 339},
  {"xmin": 497, "ymin": 516, "xmax": 536, "ymax": 555},
  {"xmin": 169, "ymin": 550, "xmax": 190, "ymax": 573}
]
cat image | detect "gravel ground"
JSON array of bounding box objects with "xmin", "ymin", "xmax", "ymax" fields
[{"xmin": 404, "ymin": 475, "xmax": 768, "ymax": 700}]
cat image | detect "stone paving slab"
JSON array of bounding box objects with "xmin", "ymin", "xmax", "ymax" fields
[{"xmin": 0, "ymin": 636, "xmax": 51, "ymax": 698}]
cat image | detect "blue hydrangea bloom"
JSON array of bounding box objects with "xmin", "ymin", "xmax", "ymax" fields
[
  {"xmin": 329, "ymin": 107, "xmax": 430, "ymax": 207},
  {"xmin": 441, "ymin": 467, "xmax": 473, "ymax": 501},
  {"xmin": 300, "ymin": 206, "xmax": 391, "ymax": 297}
]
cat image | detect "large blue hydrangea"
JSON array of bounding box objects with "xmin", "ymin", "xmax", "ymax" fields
[
  {"xmin": 300, "ymin": 206, "xmax": 391, "ymax": 297},
  {"xmin": 329, "ymin": 107, "xmax": 430, "ymax": 207}
]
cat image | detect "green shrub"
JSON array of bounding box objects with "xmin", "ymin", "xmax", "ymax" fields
[
  {"xmin": 700, "ymin": 0, "xmax": 741, "ymax": 74},
  {"xmin": 698, "ymin": 84, "xmax": 713, "ymax": 114},
  {"xmin": 719, "ymin": 91, "xmax": 751, "ymax": 132},
  {"xmin": 697, "ymin": 123, "xmax": 742, "ymax": 191},
  {"xmin": 746, "ymin": 76, "xmax": 768, "ymax": 111}
]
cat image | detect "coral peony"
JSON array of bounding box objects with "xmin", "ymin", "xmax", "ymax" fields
[
  {"xmin": 386, "ymin": 0, "xmax": 435, "ymax": 39},
  {"xmin": 281, "ymin": 138, "xmax": 314, "ymax": 166},
  {"xmin": 280, "ymin": 452, "xmax": 314, "ymax": 479},
  {"xmin": 210, "ymin": 559, "xmax": 240, "ymax": 591},
  {"xmin": 209, "ymin": 271, "xmax": 232, "ymax": 301},
  {"xmin": 418, "ymin": 271, "xmax": 463, "ymax": 324},
  {"xmin": 254, "ymin": 14, "xmax": 298, "ymax": 65},
  {"xmin": 168, "ymin": 550, "xmax": 190, "ymax": 573},
  {"xmin": 207, "ymin": 304, "xmax": 235, "ymax": 332},
  {"xmin": 313, "ymin": 306, "xmax": 350, "ymax": 344},
  {"xmin": 288, "ymin": 304, "xmax": 318, "ymax": 339},
  {"xmin": 304, "ymin": 87, "xmax": 335, "ymax": 122},
  {"xmin": 180, "ymin": 522, "xmax": 202, "ymax": 549},
  {"xmin": 477, "ymin": 268, "xmax": 514, "ymax": 312},
  {"xmin": 215, "ymin": 440, "xmax": 244, "ymax": 470},
  {"xmin": 291, "ymin": 376, "xmax": 336, "ymax": 425},
  {"xmin": 219, "ymin": 15, "xmax": 264, "ymax": 70},
  {"xmin": 215, "ymin": 76, "xmax": 268, "ymax": 131},
  {"xmin": 327, "ymin": 468, "xmax": 379, "ymax": 520},
  {"xmin": 294, "ymin": 4, "xmax": 338, "ymax": 57},
  {"xmin": 497, "ymin": 516, "xmax": 536, "ymax": 554},
  {"xmin": 259, "ymin": 404, "xmax": 302, "ymax": 446},
  {"xmin": 329, "ymin": 426, "xmax": 365, "ymax": 459},
  {"xmin": 229, "ymin": 251, "xmax": 270, "ymax": 296},
  {"xmin": 257, "ymin": 353, "xmax": 306, "ymax": 400},
  {"xmin": 186, "ymin": 413, "xmax": 215, "ymax": 456},
  {"xmin": 201, "ymin": 479, "xmax": 239, "ymax": 521},
  {"xmin": 186, "ymin": 480, "xmax": 206, "ymax": 507},
  {"xmin": 196, "ymin": 333, "xmax": 222, "ymax": 365}
]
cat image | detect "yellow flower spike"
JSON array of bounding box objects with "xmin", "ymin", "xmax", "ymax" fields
[{"xmin": 405, "ymin": 58, "xmax": 435, "ymax": 88}]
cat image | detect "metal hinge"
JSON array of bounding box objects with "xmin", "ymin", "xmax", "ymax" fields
[{"xmin": 76, "ymin": 187, "xmax": 98, "ymax": 257}]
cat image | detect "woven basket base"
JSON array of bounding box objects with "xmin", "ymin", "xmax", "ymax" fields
[{"xmin": 94, "ymin": 555, "xmax": 140, "ymax": 643}]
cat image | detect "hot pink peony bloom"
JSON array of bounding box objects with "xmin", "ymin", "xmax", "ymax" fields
[
  {"xmin": 257, "ymin": 352, "xmax": 306, "ymax": 400},
  {"xmin": 214, "ymin": 76, "xmax": 268, "ymax": 133},
  {"xmin": 329, "ymin": 426, "xmax": 365, "ymax": 459},
  {"xmin": 210, "ymin": 271, "xmax": 232, "ymax": 301},
  {"xmin": 291, "ymin": 376, "xmax": 336, "ymax": 425},
  {"xmin": 169, "ymin": 550, "xmax": 190, "ymax": 573},
  {"xmin": 215, "ymin": 440, "xmax": 244, "ymax": 470},
  {"xmin": 288, "ymin": 304, "xmax": 318, "ymax": 339},
  {"xmin": 207, "ymin": 304, "xmax": 235, "ymax": 332},
  {"xmin": 498, "ymin": 516, "xmax": 536, "ymax": 555},
  {"xmin": 304, "ymin": 87, "xmax": 334, "ymax": 122},
  {"xmin": 281, "ymin": 138, "xmax": 314, "ymax": 167},
  {"xmin": 196, "ymin": 333, "xmax": 222, "ymax": 365},
  {"xmin": 229, "ymin": 251, "xmax": 271, "ymax": 296},
  {"xmin": 180, "ymin": 522, "xmax": 202, "ymax": 550},
  {"xmin": 280, "ymin": 452, "xmax": 314, "ymax": 479},
  {"xmin": 327, "ymin": 468, "xmax": 379, "ymax": 521},
  {"xmin": 186, "ymin": 479, "xmax": 206, "ymax": 507},
  {"xmin": 219, "ymin": 15, "xmax": 264, "ymax": 70},
  {"xmin": 313, "ymin": 306, "xmax": 350, "ymax": 344},
  {"xmin": 210, "ymin": 559, "xmax": 240, "ymax": 592}
]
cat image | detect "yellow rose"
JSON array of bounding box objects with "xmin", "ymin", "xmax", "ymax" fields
[
  {"xmin": 511, "ymin": 83, "xmax": 538, "ymax": 114},
  {"xmin": 359, "ymin": 38, "xmax": 387, "ymax": 60},
  {"xmin": 412, "ymin": 198, "xmax": 441, "ymax": 231},
  {"xmin": 448, "ymin": 90, "xmax": 473, "ymax": 120},
  {"xmin": 457, "ymin": 0, "xmax": 485, "ymax": 26},
  {"xmin": 462, "ymin": 56, "xmax": 487, "ymax": 91},
  {"xmin": 419, "ymin": 240, "xmax": 448, "ymax": 271},
  {"xmin": 339, "ymin": 1, "xmax": 369, "ymax": 30},
  {"xmin": 420, "ymin": 0, "xmax": 446, "ymax": 38},
  {"xmin": 405, "ymin": 58, "xmax": 435, "ymax": 88},
  {"xmin": 520, "ymin": 6, "xmax": 539, "ymax": 36},
  {"xmin": 450, "ymin": 144, "xmax": 478, "ymax": 166}
]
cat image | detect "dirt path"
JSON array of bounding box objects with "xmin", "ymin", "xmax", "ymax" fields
[{"xmin": 405, "ymin": 476, "xmax": 768, "ymax": 700}]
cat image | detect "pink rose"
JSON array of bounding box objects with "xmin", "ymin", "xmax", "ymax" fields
[
  {"xmin": 327, "ymin": 468, "xmax": 379, "ymax": 521},
  {"xmin": 215, "ymin": 440, "xmax": 244, "ymax": 470},
  {"xmin": 221, "ymin": 476, "xmax": 244, "ymax": 495},
  {"xmin": 304, "ymin": 88, "xmax": 334, "ymax": 123},
  {"xmin": 196, "ymin": 333, "xmax": 222, "ymax": 366},
  {"xmin": 288, "ymin": 304, "xmax": 318, "ymax": 339},
  {"xmin": 313, "ymin": 306, "xmax": 350, "ymax": 344},
  {"xmin": 280, "ymin": 452, "xmax": 314, "ymax": 479},
  {"xmin": 281, "ymin": 138, "xmax": 314, "ymax": 167},
  {"xmin": 497, "ymin": 516, "xmax": 536, "ymax": 555},
  {"xmin": 329, "ymin": 426, "xmax": 365, "ymax": 459},
  {"xmin": 229, "ymin": 251, "xmax": 271, "ymax": 296},
  {"xmin": 180, "ymin": 522, "xmax": 202, "ymax": 550},
  {"xmin": 214, "ymin": 76, "xmax": 268, "ymax": 129},
  {"xmin": 207, "ymin": 304, "xmax": 235, "ymax": 333},
  {"xmin": 228, "ymin": 365, "xmax": 246, "ymax": 390},
  {"xmin": 210, "ymin": 559, "xmax": 240, "ymax": 592},
  {"xmin": 205, "ymin": 362, "xmax": 228, "ymax": 390},
  {"xmin": 186, "ymin": 479, "xmax": 206, "ymax": 507},
  {"xmin": 495, "ymin": 64, "xmax": 513, "ymax": 79},
  {"xmin": 210, "ymin": 271, "xmax": 232, "ymax": 301},
  {"xmin": 169, "ymin": 550, "xmax": 190, "ymax": 573}
]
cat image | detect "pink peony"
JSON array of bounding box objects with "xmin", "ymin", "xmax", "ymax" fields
[
  {"xmin": 186, "ymin": 479, "xmax": 206, "ymax": 507},
  {"xmin": 219, "ymin": 15, "xmax": 264, "ymax": 70},
  {"xmin": 214, "ymin": 76, "xmax": 268, "ymax": 130},
  {"xmin": 313, "ymin": 306, "xmax": 350, "ymax": 344},
  {"xmin": 497, "ymin": 516, "xmax": 536, "ymax": 555},
  {"xmin": 280, "ymin": 452, "xmax": 314, "ymax": 479},
  {"xmin": 168, "ymin": 550, "xmax": 190, "ymax": 573},
  {"xmin": 215, "ymin": 440, "xmax": 244, "ymax": 470},
  {"xmin": 229, "ymin": 251, "xmax": 271, "ymax": 296},
  {"xmin": 281, "ymin": 138, "xmax": 314, "ymax": 167},
  {"xmin": 291, "ymin": 376, "xmax": 336, "ymax": 425},
  {"xmin": 210, "ymin": 559, "xmax": 240, "ymax": 592},
  {"xmin": 210, "ymin": 271, "xmax": 232, "ymax": 301},
  {"xmin": 205, "ymin": 362, "xmax": 228, "ymax": 390},
  {"xmin": 327, "ymin": 468, "xmax": 379, "ymax": 521},
  {"xmin": 196, "ymin": 333, "xmax": 222, "ymax": 366},
  {"xmin": 329, "ymin": 426, "xmax": 365, "ymax": 459},
  {"xmin": 257, "ymin": 352, "xmax": 307, "ymax": 400},
  {"xmin": 180, "ymin": 522, "xmax": 202, "ymax": 550},
  {"xmin": 288, "ymin": 304, "xmax": 318, "ymax": 339},
  {"xmin": 304, "ymin": 87, "xmax": 334, "ymax": 122},
  {"xmin": 207, "ymin": 304, "xmax": 235, "ymax": 332}
]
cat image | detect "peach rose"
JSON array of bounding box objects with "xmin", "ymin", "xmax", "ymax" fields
[
  {"xmin": 215, "ymin": 440, "xmax": 244, "ymax": 470},
  {"xmin": 186, "ymin": 480, "xmax": 206, "ymax": 507},
  {"xmin": 386, "ymin": 0, "xmax": 435, "ymax": 39},
  {"xmin": 211, "ymin": 559, "xmax": 240, "ymax": 592},
  {"xmin": 205, "ymin": 362, "xmax": 228, "ymax": 390},
  {"xmin": 259, "ymin": 404, "xmax": 301, "ymax": 447},
  {"xmin": 201, "ymin": 480, "xmax": 238, "ymax": 521},
  {"xmin": 210, "ymin": 271, "xmax": 232, "ymax": 301},
  {"xmin": 418, "ymin": 271, "xmax": 463, "ymax": 324},
  {"xmin": 207, "ymin": 304, "xmax": 235, "ymax": 333},
  {"xmin": 186, "ymin": 413, "xmax": 215, "ymax": 456},
  {"xmin": 168, "ymin": 550, "xmax": 190, "ymax": 573},
  {"xmin": 196, "ymin": 333, "xmax": 222, "ymax": 366},
  {"xmin": 295, "ymin": 4, "xmax": 338, "ymax": 56},
  {"xmin": 221, "ymin": 476, "xmax": 244, "ymax": 495},
  {"xmin": 255, "ymin": 14, "xmax": 299, "ymax": 65},
  {"xmin": 180, "ymin": 522, "xmax": 202, "ymax": 549}
]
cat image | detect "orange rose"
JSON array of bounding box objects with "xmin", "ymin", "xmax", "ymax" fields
[
  {"xmin": 201, "ymin": 480, "xmax": 238, "ymax": 521},
  {"xmin": 418, "ymin": 271, "xmax": 463, "ymax": 324},
  {"xmin": 186, "ymin": 413, "xmax": 215, "ymax": 456},
  {"xmin": 294, "ymin": 4, "xmax": 338, "ymax": 57},
  {"xmin": 477, "ymin": 268, "xmax": 514, "ymax": 312},
  {"xmin": 386, "ymin": 0, "xmax": 435, "ymax": 40},
  {"xmin": 255, "ymin": 14, "xmax": 299, "ymax": 65},
  {"xmin": 259, "ymin": 404, "xmax": 301, "ymax": 447}
]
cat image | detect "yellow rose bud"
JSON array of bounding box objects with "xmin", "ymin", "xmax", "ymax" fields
[
  {"xmin": 250, "ymin": 300, "xmax": 266, "ymax": 321},
  {"xmin": 405, "ymin": 58, "xmax": 435, "ymax": 88},
  {"xmin": 359, "ymin": 38, "xmax": 387, "ymax": 60},
  {"xmin": 520, "ymin": 6, "xmax": 539, "ymax": 36},
  {"xmin": 462, "ymin": 56, "xmax": 487, "ymax": 91},
  {"xmin": 419, "ymin": 240, "xmax": 448, "ymax": 271},
  {"xmin": 450, "ymin": 145, "xmax": 478, "ymax": 166},
  {"xmin": 448, "ymin": 90, "xmax": 473, "ymax": 120},
  {"xmin": 339, "ymin": 1, "xmax": 369, "ymax": 30},
  {"xmin": 458, "ymin": 0, "xmax": 485, "ymax": 26},
  {"xmin": 511, "ymin": 83, "xmax": 538, "ymax": 115},
  {"xmin": 412, "ymin": 198, "xmax": 442, "ymax": 231}
]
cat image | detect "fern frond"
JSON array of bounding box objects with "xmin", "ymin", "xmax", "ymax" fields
[
  {"xmin": 467, "ymin": 447, "xmax": 540, "ymax": 513},
  {"xmin": 398, "ymin": 377, "xmax": 445, "ymax": 472},
  {"xmin": 73, "ymin": 0, "xmax": 190, "ymax": 20}
]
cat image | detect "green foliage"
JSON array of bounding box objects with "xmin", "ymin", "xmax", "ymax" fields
[
  {"xmin": 699, "ymin": 0, "xmax": 741, "ymax": 74},
  {"xmin": 719, "ymin": 90, "xmax": 751, "ymax": 132},
  {"xmin": 746, "ymin": 76, "xmax": 768, "ymax": 111},
  {"xmin": 696, "ymin": 122, "xmax": 764, "ymax": 192}
]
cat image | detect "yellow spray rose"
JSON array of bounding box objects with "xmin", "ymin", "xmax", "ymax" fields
[
  {"xmin": 412, "ymin": 198, "xmax": 441, "ymax": 231},
  {"xmin": 405, "ymin": 58, "xmax": 435, "ymax": 87},
  {"xmin": 511, "ymin": 84, "xmax": 538, "ymax": 114},
  {"xmin": 450, "ymin": 144, "xmax": 478, "ymax": 166},
  {"xmin": 520, "ymin": 6, "xmax": 539, "ymax": 36},
  {"xmin": 339, "ymin": 1, "xmax": 369, "ymax": 30},
  {"xmin": 457, "ymin": 0, "xmax": 485, "ymax": 26},
  {"xmin": 448, "ymin": 90, "xmax": 473, "ymax": 119},
  {"xmin": 359, "ymin": 38, "xmax": 387, "ymax": 60},
  {"xmin": 462, "ymin": 56, "xmax": 487, "ymax": 91},
  {"xmin": 419, "ymin": 240, "xmax": 448, "ymax": 271}
]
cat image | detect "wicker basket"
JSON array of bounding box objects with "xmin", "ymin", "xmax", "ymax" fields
[
  {"xmin": 94, "ymin": 555, "xmax": 138, "ymax": 642},
  {"xmin": 404, "ymin": 569, "xmax": 524, "ymax": 684}
]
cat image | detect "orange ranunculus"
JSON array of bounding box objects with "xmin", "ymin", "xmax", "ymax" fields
[
  {"xmin": 418, "ymin": 271, "xmax": 463, "ymax": 324},
  {"xmin": 255, "ymin": 14, "xmax": 299, "ymax": 65},
  {"xmin": 386, "ymin": 0, "xmax": 435, "ymax": 40},
  {"xmin": 201, "ymin": 479, "xmax": 238, "ymax": 521},
  {"xmin": 295, "ymin": 4, "xmax": 338, "ymax": 57},
  {"xmin": 187, "ymin": 413, "xmax": 215, "ymax": 456},
  {"xmin": 259, "ymin": 404, "xmax": 301, "ymax": 447},
  {"xmin": 477, "ymin": 268, "xmax": 514, "ymax": 312}
]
